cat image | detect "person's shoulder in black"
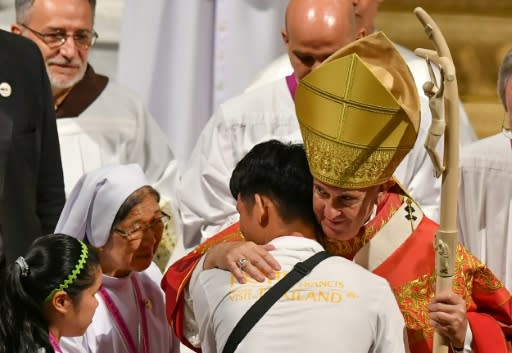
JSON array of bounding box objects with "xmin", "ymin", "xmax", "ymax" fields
[{"xmin": 0, "ymin": 29, "xmax": 65, "ymax": 267}]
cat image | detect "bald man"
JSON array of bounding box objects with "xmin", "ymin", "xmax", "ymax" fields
[
  {"xmin": 281, "ymin": 0, "xmax": 357, "ymax": 79},
  {"xmin": 249, "ymin": 1, "xmax": 476, "ymax": 146}
]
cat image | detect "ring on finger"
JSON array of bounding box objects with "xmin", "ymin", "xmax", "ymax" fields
[{"xmin": 237, "ymin": 257, "xmax": 249, "ymax": 270}]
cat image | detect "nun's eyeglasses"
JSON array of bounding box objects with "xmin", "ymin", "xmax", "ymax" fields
[{"xmin": 114, "ymin": 213, "xmax": 170, "ymax": 240}]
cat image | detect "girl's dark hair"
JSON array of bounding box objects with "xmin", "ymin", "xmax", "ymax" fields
[{"xmin": 0, "ymin": 233, "xmax": 100, "ymax": 353}]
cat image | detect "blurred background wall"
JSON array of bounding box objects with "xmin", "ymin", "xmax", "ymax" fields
[{"xmin": 377, "ymin": 0, "xmax": 512, "ymax": 137}]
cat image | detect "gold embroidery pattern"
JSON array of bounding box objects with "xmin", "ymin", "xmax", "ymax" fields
[
  {"xmin": 394, "ymin": 244, "xmax": 504, "ymax": 343},
  {"xmin": 394, "ymin": 272, "xmax": 436, "ymax": 343},
  {"xmin": 192, "ymin": 231, "xmax": 245, "ymax": 255},
  {"xmin": 301, "ymin": 127, "xmax": 409, "ymax": 189},
  {"xmin": 454, "ymin": 245, "xmax": 504, "ymax": 293}
]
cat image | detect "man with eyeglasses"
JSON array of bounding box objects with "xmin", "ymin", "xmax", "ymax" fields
[
  {"xmin": 12, "ymin": 0, "xmax": 181, "ymax": 270},
  {"xmin": 11, "ymin": 0, "xmax": 179, "ymax": 207}
]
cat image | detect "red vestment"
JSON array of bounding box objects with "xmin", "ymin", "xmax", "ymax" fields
[{"xmin": 162, "ymin": 192, "xmax": 512, "ymax": 352}]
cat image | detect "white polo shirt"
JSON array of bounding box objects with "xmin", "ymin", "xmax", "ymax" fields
[{"xmin": 189, "ymin": 236, "xmax": 407, "ymax": 353}]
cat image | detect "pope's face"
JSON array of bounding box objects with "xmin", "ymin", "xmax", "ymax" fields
[{"xmin": 312, "ymin": 179, "xmax": 383, "ymax": 241}]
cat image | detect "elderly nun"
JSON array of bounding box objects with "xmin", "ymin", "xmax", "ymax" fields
[{"xmin": 55, "ymin": 164, "xmax": 180, "ymax": 353}]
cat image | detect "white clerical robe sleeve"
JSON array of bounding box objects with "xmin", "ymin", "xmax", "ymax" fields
[{"xmin": 179, "ymin": 109, "xmax": 241, "ymax": 247}]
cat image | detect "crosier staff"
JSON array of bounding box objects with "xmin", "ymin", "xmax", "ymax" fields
[{"xmin": 414, "ymin": 7, "xmax": 460, "ymax": 353}]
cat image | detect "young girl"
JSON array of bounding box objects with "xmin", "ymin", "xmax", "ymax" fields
[{"xmin": 0, "ymin": 233, "xmax": 102, "ymax": 353}]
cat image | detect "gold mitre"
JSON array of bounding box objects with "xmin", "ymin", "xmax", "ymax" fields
[{"xmin": 295, "ymin": 31, "xmax": 420, "ymax": 189}]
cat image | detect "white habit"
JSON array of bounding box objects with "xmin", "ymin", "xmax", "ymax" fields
[
  {"xmin": 188, "ymin": 236, "xmax": 407, "ymax": 353},
  {"xmin": 458, "ymin": 133, "xmax": 512, "ymax": 291},
  {"xmin": 60, "ymin": 263, "xmax": 180, "ymax": 353}
]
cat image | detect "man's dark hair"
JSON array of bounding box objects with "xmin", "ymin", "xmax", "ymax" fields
[{"xmin": 229, "ymin": 140, "xmax": 315, "ymax": 225}]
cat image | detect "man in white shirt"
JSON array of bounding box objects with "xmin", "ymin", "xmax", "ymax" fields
[{"xmin": 188, "ymin": 140, "xmax": 407, "ymax": 353}]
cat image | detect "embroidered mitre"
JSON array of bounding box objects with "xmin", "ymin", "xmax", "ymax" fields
[{"xmin": 295, "ymin": 32, "xmax": 420, "ymax": 188}]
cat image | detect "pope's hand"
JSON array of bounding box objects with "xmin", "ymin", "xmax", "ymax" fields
[
  {"xmin": 203, "ymin": 241, "xmax": 280, "ymax": 284},
  {"xmin": 428, "ymin": 290, "xmax": 468, "ymax": 349}
]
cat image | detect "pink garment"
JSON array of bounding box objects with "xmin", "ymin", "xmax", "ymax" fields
[{"xmin": 286, "ymin": 73, "xmax": 297, "ymax": 99}]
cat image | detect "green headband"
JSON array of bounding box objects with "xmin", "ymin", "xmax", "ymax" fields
[{"xmin": 45, "ymin": 240, "xmax": 89, "ymax": 302}]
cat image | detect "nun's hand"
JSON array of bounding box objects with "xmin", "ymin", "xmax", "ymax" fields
[{"xmin": 203, "ymin": 241, "xmax": 280, "ymax": 284}]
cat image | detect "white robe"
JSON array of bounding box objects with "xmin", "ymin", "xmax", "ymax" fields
[
  {"xmin": 188, "ymin": 236, "xmax": 407, "ymax": 353},
  {"xmin": 60, "ymin": 263, "xmax": 180, "ymax": 353},
  {"xmin": 178, "ymin": 77, "xmax": 440, "ymax": 248},
  {"xmin": 57, "ymin": 80, "xmax": 180, "ymax": 205},
  {"xmin": 458, "ymin": 133, "xmax": 512, "ymax": 291}
]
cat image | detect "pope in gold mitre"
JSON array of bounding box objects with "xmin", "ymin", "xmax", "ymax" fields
[
  {"xmin": 160, "ymin": 31, "xmax": 512, "ymax": 353},
  {"xmin": 295, "ymin": 31, "xmax": 512, "ymax": 353}
]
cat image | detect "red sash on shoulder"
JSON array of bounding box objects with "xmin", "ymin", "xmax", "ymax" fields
[{"xmin": 161, "ymin": 223, "xmax": 243, "ymax": 351}]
